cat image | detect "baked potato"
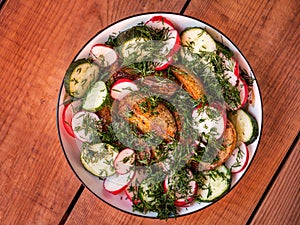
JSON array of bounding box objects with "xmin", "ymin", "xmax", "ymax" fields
[
  {"xmin": 191, "ymin": 120, "xmax": 237, "ymax": 171},
  {"xmin": 170, "ymin": 65, "xmax": 205, "ymax": 100},
  {"xmin": 118, "ymin": 93, "xmax": 177, "ymax": 142}
]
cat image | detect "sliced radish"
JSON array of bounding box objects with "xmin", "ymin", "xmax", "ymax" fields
[
  {"xmin": 225, "ymin": 71, "xmax": 249, "ymax": 109},
  {"xmin": 145, "ymin": 15, "xmax": 175, "ymax": 30},
  {"xmin": 62, "ymin": 100, "xmax": 82, "ymax": 137},
  {"xmin": 220, "ymin": 53, "xmax": 240, "ymax": 78},
  {"xmin": 154, "ymin": 29, "xmax": 180, "ymax": 70},
  {"xmin": 90, "ymin": 44, "xmax": 117, "ymax": 67},
  {"xmin": 225, "ymin": 142, "xmax": 249, "ymax": 174},
  {"xmin": 192, "ymin": 105, "xmax": 226, "ymax": 140},
  {"xmin": 238, "ymin": 77, "xmax": 249, "ymax": 108},
  {"xmin": 154, "ymin": 55, "xmax": 174, "ymax": 71},
  {"xmin": 71, "ymin": 111, "xmax": 99, "ymax": 142},
  {"xmin": 62, "ymin": 103, "xmax": 76, "ymax": 138},
  {"xmin": 164, "ymin": 169, "xmax": 197, "ymax": 207},
  {"xmin": 110, "ymin": 78, "xmax": 139, "ymax": 100},
  {"xmin": 125, "ymin": 168, "xmax": 149, "ymax": 203},
  {"xmin": 234, "ymin": 59, "xmax": 240, "ymax": 77},
  {"xmin": 103, "ymin": 170, "xmax": 135, "ymax": 195},
  {"xmin": 225, "ymin": 70, "xmax": 238, "ymax": 86},
  {"xmin": 114, "ymin": 148, "xmax": 135, "ymax": 174}
]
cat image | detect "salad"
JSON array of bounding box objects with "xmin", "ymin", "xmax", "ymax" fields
[{"xmin": 61, "ymin": 15, "xmax": 259, "ymax": 219}]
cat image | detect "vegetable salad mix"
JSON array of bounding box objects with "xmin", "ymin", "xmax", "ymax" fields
[{"xmin": 61, "ymin": 15, "xmax": 259, "ymax": 219}]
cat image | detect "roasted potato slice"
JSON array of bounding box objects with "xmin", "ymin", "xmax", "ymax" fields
[
  {"xmin": 139, "ymin": 76, "xmax": 179, "ymax": 98},
  {"xmin": 95, "ymin": 105, "xmax": 112, "ymax": 132},
  {"xmin": 118, "ymin": 93, "xmax": 177, "ymax": 142},
  {"xmin": 192, "ymin": 120, "xmax": 237, "ymax": 171},
  {"xmin": 170, "ymin": 65, "xmax": 205, "ymax": 100}
]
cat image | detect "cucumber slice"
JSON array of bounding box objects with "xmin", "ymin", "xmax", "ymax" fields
[
  {"xmin": 82, "ymin": 80, "xmax": 107, "ymax": 112},
  {"xmin": 181, "ymin": 27, "xmax": 217, "ymax": 54},
  {"xmin": 64, "ymin": 59, "xmax": 100, "ymax": 98},
  {"xmin": 228, "ymin": 109, "xmax": 259, "ymax": 145},
  {"xmin": 198, "ymin": 165, "xmax": 231, "ymax": 202},
  {"xmin": 121, "ymin": 37, "xmax": 149, "ymax": 61},
  {"xmin": 80, "ymin": 143, "xmax": 118, "ymax": 179}
]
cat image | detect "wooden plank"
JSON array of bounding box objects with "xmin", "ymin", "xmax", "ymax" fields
[
  {"xmin": 0, "ymin": 0, "xmax": 188, "ymax": 224},
  {"xmin": 250, "ymin": 136, "xmax": 300, "ymax": 225},
  {"xmin": 180, "ymin": 0, "xmax": 300, "ymax": 224},
  {"xmin": 64, "ymin": 0, "xmax": 300, "ymax": 224},
  {"xmin": 0, "ymin": 0, "xmax": 86, "ymax": 224},
  {"xmin": 1, "ymin": 0, "xmax": 299, "ymax": 224}
]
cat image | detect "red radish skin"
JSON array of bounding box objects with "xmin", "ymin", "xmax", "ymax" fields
[
  {"xmin": 90, "ymin": 44, "xmax": 117, "ymax": 67},
  {"xmin": 234, "ymin": 59, "xmax": 240, "ymax": 78},
  {"xmin": 114, "ymin": 148, "xmax": 135, "ymax": 175},
  {"xmin": 62, "ymin": 103, "xmax": 76, "ymax": 138},
  {"xmin": 154, "ymin": 56, "xmax": 173, "ymax": 71},
  {"xmin": 110, "ymin": 79, "xmax": 138, "ymax": 100},
  {"xmin": 145, "ymin": 16, "xmax": 175, "ymax": 30},
  {"xmin": 225, "ymin": 71, "xmax": 249, "ymax": 109},
  {"xmin": 125, "ymin": 168, "xmax": 149, "ymax": 204},
  {"xmin": 225, "ymin": 142, "xmax": 249, "ymax": 174},
  {"xmin": 154, "ymin": 29, "xmax": 180, "ymax": 70},
  {"xmin": 103, "ymin": 170, "xmax": 135, "ymax": 195},
  {"xmin": 112, "ymin": 78, "xmax": 133, "ymax": 86},
  {"xmin": 145, "ymin": 16, "xmax": 181, "ymax": 70},
  {"xmin": 163, "ymin": 170, "xmax": 197, "ymax": 207},
  {"xmin": 221, "ymin": 53, "xmax": 240, "ymax": 78},
  {"xmin": 238, "ymin": 78, "xmax": 249, "ymax": 108}
]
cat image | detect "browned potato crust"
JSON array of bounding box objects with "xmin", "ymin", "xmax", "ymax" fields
[
  {"xmin": 193, "ymin": 120, "xmax": 237, "ymax": 171},
  {"xmin": 118, "ymin": 93, "xmax": 177, "ymax": 142},
  {"xmin": 96, "ymin": 105, "xmax": 111, "ymax": 132},
  {"xmin": 170, "ymin": 65, "xmax": 205, "ymax": 100}
]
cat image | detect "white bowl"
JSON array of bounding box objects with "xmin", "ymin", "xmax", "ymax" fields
[{"xmin": 57, "ymin": 12, "xmax": 263, "ymax": 218}]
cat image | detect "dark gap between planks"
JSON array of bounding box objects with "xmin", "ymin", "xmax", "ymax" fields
[
  {"xmin": 180, "ymin": 0, "xmax": 191, "ymax": 14},
  {"xmin": 58, "ymin": 184, "xmax": 85, "ymax": 225},
  {"xmin": 57, "ymin": 2, "xmax": 192, "ymax": 224},
  {"xmin": 0, "ymin": 0, "xmax": 7, "ymax": 10},
  {"xmin": 246, "ymin": 130, "xmax": 300, "ymax": 225}
]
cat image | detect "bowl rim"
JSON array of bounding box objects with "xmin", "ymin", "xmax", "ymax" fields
[{"xmin": 56, "ymin": 11, "xmax": 263, "ymax": 219}]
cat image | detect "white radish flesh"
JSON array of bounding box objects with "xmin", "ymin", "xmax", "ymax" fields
[
  {"xmin": 71, "ymin": 111, "xmax": 99, "ymax": 142},
  {"xmin": 111, "ymin": 79, "xmax": 138, "ymax": 100},
  {"xmin": 192, "ymin": 106, "xmax": 226, "ymax": 140},
  {"xmin": 90, "ymin": 44, "xmax": 117, "ymax": 67},
  {"xmin": 103, "ymin": 170, "xmax": 135, "ymax": 195},
  {"xmin": 225, "ymin": 142, "xmax": 249, "ymax": 174},
  {"xmin": 145, "ymin": 15, "xmax": 175, "ymax": 30},
  {"xmin": 114, "ymin": 148, "xmax": 135, "ymax": 174}
]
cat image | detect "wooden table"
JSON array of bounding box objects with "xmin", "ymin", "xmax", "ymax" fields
[{"xmin": 1, "ymin": 0, "xmax": 299, "ymax": 224}]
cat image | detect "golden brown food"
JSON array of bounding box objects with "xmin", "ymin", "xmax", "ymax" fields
[
  {"xmin": 170, "ymin": 65, "xmax": 205, "ymax": 100},
  {"xmin": 118, "ymin": 93, "xmax": 177, "ymax": 142},
  {"xmin": 139, "ymin": 76, "xmax": 179, "ymax": 97},
  {"xmin": 96, "ymin": 105, "xmax": 112, "ymax": 132},
  {"xmin": 192, "ymin": 120, "xmax": 237, "ymax": 171}
]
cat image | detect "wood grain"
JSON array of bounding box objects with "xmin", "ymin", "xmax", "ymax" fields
[
  {"xmin": 182, "ymin": 0, "xmax": 300, "ymax": 224},
  {"xmin": 1, "ymin": 0, "xmax": 299, "ymax": 224},
  {"xmin": 0, "ymin": 1, "xmax": 84, "ymax": 224},
  {"xmin": 0, "ymin": 0, "xmax": 187, "ymax": 224},
  {"xmin": 64, "ymin": 0, "xmax": 300, "ymax": 224},
  {"xmin": 250, "ymin": 137, "xmax": 300, "ymax": 225}
]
